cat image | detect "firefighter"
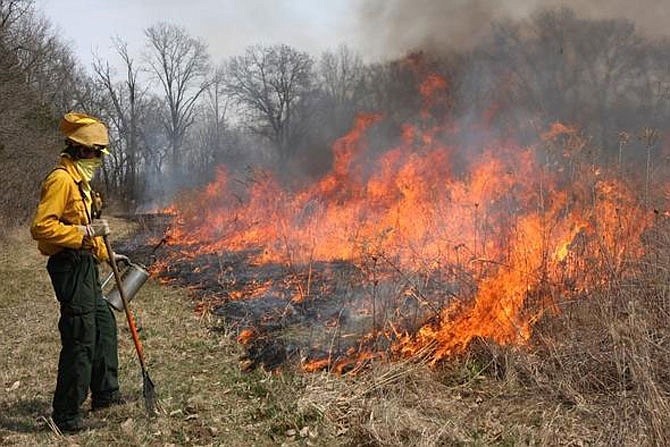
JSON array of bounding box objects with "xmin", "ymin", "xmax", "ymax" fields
[{"xmin": 31, "ymin": 112, "xmax": 128, "ymax": 433}]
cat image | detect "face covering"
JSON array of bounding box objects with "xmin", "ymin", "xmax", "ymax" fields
[{"xmin": 75, "ymin": 158, "xmax": 103, "ymax": 184}]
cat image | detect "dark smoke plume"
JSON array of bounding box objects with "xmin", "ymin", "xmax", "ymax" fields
[{"xmin": 357, "ymin": 0, "xmax": 670, "ymax": 58}]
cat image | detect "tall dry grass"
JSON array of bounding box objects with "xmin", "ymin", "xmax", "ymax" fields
[
  {"xmin": 520, "ymin": 218, "xmax": 670, "ymax": 445},
  {"xmin": 291, "ymin": 161, "xmax": 670, "ymax": 445}
]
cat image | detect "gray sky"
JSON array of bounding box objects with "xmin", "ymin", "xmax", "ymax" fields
[
  {"xmin": 42, "ymin": 0, "xmax": 670, "ymax": 69},
  {"xmin": 42, "ymin": 0, "xmax": 361, "ymax": 67}
]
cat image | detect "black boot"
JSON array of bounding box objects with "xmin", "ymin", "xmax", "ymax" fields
[
  {"xmin": 91, "ymin": 392, "xmax": 127, "ymax": 411},
  {"xmin": 55, "ymin": 418, "xmax": 104, "ymax": 434}
]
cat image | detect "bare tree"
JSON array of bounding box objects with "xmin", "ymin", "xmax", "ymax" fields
[
  {"xmin": 93, "ymin": 39, "xmax": 147, "ymax": 202},
  {"xmin": 316, "ymin": 44, "xmax": 366, "ymax": 135},
  {"xmin": 203, "ymin": 65, "xmax": 229, "ymax": 162},
  {"xmin": 137, "ymin": 97, "xmax": 171, "ymax": 203},
  {"xmin": 571, "ymin": 16, "xmax": 647, "ymax": 147},
  {"xmin": 144, "ymin": 22, "xmax": 210, "ymax": 173},
  {"xmin": 481, "ymin": 8, "xmax": 652, "ymax": 151},
  {"xmin": 319, "ymin": 45, "xmax": 365, "ymax": 108},
  {"xmin": 225, "ymin": 44, "xmax": 313, "ymax": 161},
  {"xmin": 0, "ymin": 0, "xmax": 31, "ymax": 39},
  {"xmin": 1, "ymin": 4, "xmax": 82, "ymax": 112},
  {"xmin": 0, "ymin": 0, "xmax": 60, "ymax": 225}
]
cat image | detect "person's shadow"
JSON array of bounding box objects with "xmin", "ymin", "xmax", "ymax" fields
[{"xmin": 0, "ymin": 398, "xmax": 51, "ymax": 433}]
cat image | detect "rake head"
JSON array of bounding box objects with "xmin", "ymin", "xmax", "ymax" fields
[{"xmin": 142, "ymin": 369, "xmax": 162, "ymax": 415}]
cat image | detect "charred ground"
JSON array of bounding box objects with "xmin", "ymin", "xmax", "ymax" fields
[{"xmin": 118, "ymin": 213, "xmax": 462, "ymax": 373}]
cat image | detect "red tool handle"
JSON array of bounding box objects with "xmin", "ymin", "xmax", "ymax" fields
[{"xmin": 103, "ymin": 236, "xmax": 147, "ymax": 370}]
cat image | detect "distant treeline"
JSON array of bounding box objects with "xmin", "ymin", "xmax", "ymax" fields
[{"xmin": 1, "ymin": 1, "xmax": 668, "ymax": 224}]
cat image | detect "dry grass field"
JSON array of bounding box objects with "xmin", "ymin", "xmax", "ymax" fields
[{"xmin": 1, "ymin": 215, "xmax": 669, "ymax": 446}]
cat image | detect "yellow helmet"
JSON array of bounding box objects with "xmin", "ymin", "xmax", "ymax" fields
[{"xmin": 59, "ymin": 112, "xmax": 109, "ymax": 149}]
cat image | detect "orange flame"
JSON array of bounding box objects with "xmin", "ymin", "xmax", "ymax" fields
[
  {"xmin": 159, "ymin": 68, "xmax": 655, "ymax": 368},
  {"xmin": 237, "ymin": 328, "xmax": 256, "ymax": 345}
]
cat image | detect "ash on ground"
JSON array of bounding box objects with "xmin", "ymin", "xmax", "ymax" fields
[{"xmin": 116, "ymin": 214, "xmax": 461, "ymax": 372}]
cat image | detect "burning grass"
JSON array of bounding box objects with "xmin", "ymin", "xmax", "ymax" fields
[
  {"xmin": 2, "ymin": 212, "xmax": 670, "ymax": 445},
  {"xmin": 125, "ymin": 68, "xmax": 670, "ymax": 443},
  {"xmin": 4, "ymin": 68, "xmax": 670, "ymax": 443},
  {"xmin": 152, "ymin": 113, "xmax": 659, "ymax": 372}
]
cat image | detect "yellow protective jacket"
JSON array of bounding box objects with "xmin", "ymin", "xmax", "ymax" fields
[{"xmin": 31, "ymin": 156, "xmax": 109, "ymax": 261}]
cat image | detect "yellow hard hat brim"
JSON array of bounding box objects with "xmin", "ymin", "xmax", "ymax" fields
[{"xmin": 60, "ymin": 112, "xmax": 110, "ymax": 147}]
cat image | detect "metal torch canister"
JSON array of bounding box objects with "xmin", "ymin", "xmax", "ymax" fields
[{"xmin": 101, "ymin": 261, "xmax": 150, "ymax": 312}]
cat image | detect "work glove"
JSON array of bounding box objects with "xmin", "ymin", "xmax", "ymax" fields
[
  {"xmin": 77, "ymin": 220, "xmax": 109, "ymax": 250},
  {"xmin": 113, "ymin": 252, "xmax": 130, "ymax": 265},
  {"xmin": 85, "ymin": 219, "xmax": 110, "ymax": 237}
]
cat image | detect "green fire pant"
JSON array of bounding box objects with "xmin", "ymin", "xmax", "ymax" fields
[{"xmin": 46, "ymin": 249, "xmax": 119, "ymax": 428}]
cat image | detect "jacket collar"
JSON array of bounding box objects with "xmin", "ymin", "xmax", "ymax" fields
[{"xmin": 58, "ymin": 155, "xmax": 83, "ymax": 184}]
